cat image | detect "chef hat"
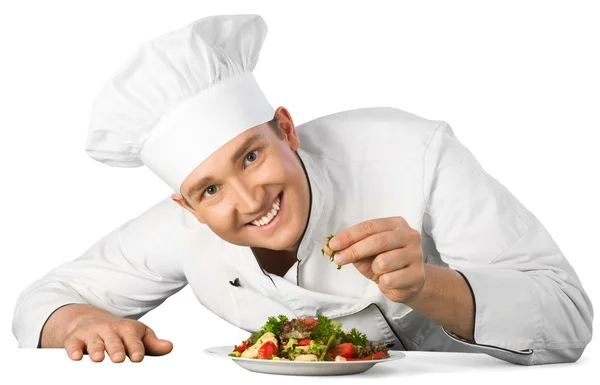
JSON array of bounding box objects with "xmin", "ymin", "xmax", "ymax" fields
[{"xmin": 85, "ymin": 14, "xmax": 274, "ymax": 195}]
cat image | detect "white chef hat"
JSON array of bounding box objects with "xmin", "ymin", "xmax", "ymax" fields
[{"xmin": 85, "ymin": 14, "xmax": 274, "ymax": 195}]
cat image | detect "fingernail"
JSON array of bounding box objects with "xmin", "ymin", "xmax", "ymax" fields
[
  {"xmin": 132, "ymin": 352, "xmax": 143, "ymax": 361},
  {"xmin": 333, "ymin": 252, "xmax": 345, "ymax": 265},
  {"xmin": 329, "ymin": 238, "xmax": 339, "ymax": 249}
]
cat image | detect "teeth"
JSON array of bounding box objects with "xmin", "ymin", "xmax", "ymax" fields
[{"xmin": 251, "ymin": 196, "xmax": 281, "ymax": 227}]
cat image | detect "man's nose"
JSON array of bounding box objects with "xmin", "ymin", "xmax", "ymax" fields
[{"xmin": 229, "ymin": 180, "xmax": 263, "ymax": 214}]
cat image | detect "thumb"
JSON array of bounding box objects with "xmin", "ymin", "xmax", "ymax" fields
[{"xmin": 142, "ymin": 327, "xmax": 173, "ymax": 356}]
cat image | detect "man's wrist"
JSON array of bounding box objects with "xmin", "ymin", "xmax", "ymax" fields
[
  {"xmin": 41, "ymin": 304, "xmax": 115, "ymax": 348},
  {"xmin": 404, "ymin": 264, "xmax": 475, "ymax": 341}
]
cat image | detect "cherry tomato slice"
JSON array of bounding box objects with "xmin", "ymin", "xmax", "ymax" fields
[
  {"xmin": 329, "ymin": 342, "xmax": 355, "ymax": 358},
  {"xmin": 234, "ymin": 340, "xmax": 248, "ymax": 353},
  {"xmin": 298, "ymin": 339, "xmax": 311, "ymax": 346},
  {"xmin": 303, "ymin": 318, "xmax": 319, "ymax": 327},
  {"xmin": 257, "ymin": 341, "xmax": 278, "ymax": 359}
]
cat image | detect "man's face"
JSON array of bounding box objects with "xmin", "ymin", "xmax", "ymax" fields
[{"xmin": 174, "ymin": 108, "xmax": 310, "ymax": 252}]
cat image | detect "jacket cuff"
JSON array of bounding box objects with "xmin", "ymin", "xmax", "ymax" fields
[
  {"xmin": 445, "ymin": 268, "xmax": 541, "ymax": 363},
  {"xmin": 13, "ymin": 285, "xmax": 86, "ymax": 348}
]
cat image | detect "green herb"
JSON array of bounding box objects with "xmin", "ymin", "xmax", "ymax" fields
[
  {"xmin": 320, "ymin": 334, "xmax": 337, "ymax": 361},
  {"xmin": 252, "ymin": 315, "xmax": 289, "ymax": 342},
  {"xmin": 312, "ymin": 315, "xmax": 344, "ymax": 344},
  {"xmin": 343, "ymin": 328, "xmax": 369, "ymax": 346},
  {"xmin": 325, "ymin": 234, "xmax": 342, "ymax": 270}
]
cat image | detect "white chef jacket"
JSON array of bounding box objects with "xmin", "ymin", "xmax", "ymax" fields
[{"xmin": 12, "ymin": 107, "xmax": 593, "ymax": 365}]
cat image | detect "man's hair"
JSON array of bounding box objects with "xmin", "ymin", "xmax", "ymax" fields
[
  {"xmin": 181, "ymin": 114, "xmax": 283, "ymax": 208},
  {"xmin": 267, "ymin": 114, "xmax": 284, "ymax": 139}
]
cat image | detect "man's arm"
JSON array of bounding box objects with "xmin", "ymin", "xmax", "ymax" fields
[
  {"xmin": 404, "ymin": 264, "xmax": 474, "ymax": 342},
  {"xmin": 12, "ymin": 198, "xmax": 188, "ymax": 360},
  {"xmin": 420, "ymin": 121, "xmax": 593, "ymax": 365}
]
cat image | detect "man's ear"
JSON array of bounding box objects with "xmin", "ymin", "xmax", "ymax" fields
[
  {"xmin": 171, "ymin": 194, "xmax": 206, "ymax": 224},
  {"xmin": 274, "ymin": 106, "xmax": 300, "ymax": 151}
]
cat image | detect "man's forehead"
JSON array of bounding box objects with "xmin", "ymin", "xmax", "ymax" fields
[{"xmin": 184, "ymin": 129, "xmax": 268, "ymax": 197}]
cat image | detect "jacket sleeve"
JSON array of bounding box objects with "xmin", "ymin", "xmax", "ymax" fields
[
  {"xmin": 421, "ymin": 122, "xmax": 594, "ymax": 365},
  {"xmin": 12, "ymin": 198, "xmax": 188, "ymax": 348}
]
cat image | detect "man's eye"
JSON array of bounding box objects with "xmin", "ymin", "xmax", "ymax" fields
[
  {"xmin": 203, "ymin": 185, "xmax": 218, "ymax": 197},
  {"xmin": 244, "ymin": 150, "xmax": 259, "ymax": 165}
]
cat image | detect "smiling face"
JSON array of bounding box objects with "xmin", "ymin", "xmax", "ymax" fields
[{"xmin": 172, "ymin": 107, "xmax": 311, "ymax": 253}]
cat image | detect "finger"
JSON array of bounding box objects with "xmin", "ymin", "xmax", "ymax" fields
[
  {"xmin": 327, "ymin": 217, "xmax": 407, "ymax": 251},
  {"xmin": 378, "ymin": 264, "xmax": 425, "ymax": 292},
  {"xmin": 118, "ymin": 328, "xmax": 146, "ymax": 362},
  {"xmin": 335, "ymin": 230, "xmax": 409, "ymax": 265},
  {"xmin": 371, "ymin": 247, "xmax": 413, "ymax": 276},
  {"xmin": 351, "ymin": 255, "xmax": 377, "ymax": 281},
  {"xmin": 84, "ymin": 333, "xmax": 106, "ymax": 362},
  {"xmin": 101, "ymin": 330, "xmax": 127, "ymax": 363},
  {"xmin": 64, "ymin": 336, "xmax": 85, "ymax": 361},
  {"xmin": 142, "ymin": 327, "xmax": 174, "ymax": 357}
]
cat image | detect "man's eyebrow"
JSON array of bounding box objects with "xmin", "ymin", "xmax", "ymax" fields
[
  {"xmin": 186, "ymin": 175, "xmax": 214, "ymax": 199},
  {"xmin": 186, "ymin": 133, "xmax": 266, "ymax": 199},
  {"xmin": 230, "ymin": 133, "xmax": 265, "ymax": 164}
]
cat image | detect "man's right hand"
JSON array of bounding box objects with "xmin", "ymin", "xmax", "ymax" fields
[
  {"xmin": 40, "ymin": 304, "xmax": 173, "ymax": 362},
  {"xmin": 64, "ymin": 315, "xmax": 173, "ymax": 362}
]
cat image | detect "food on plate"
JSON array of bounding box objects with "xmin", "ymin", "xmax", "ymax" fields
[{"xmin": 229, "ymin": 315, "xmax": 389, "ymax": 361}]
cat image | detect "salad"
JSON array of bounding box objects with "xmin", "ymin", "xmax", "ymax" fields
[{"xmin": 229, "ymin": 315, "xmax": 389, "ymax": 361}]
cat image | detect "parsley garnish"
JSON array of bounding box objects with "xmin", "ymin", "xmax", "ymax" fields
[
  {"xmin": 343, "ymin": 328, "xmax": 369, "ymax": 346},
  {"xmin": 323, "ymin": 234, "xmax": 342, "ymax": 270},
  {"xmin": 252, "ymin": 315, "xmax": 289, "ymax": 342},
  {"xmin": 312, "ymin": 315, "xmax": 344, "ymax": 344}
]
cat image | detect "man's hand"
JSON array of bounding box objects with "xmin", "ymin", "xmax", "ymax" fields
[
  {"xmin": 323, "ymin": 216, "xmax": 426, "ymax": 304},
  {"xmin": 41, "ymin": 304, "xmax": 173, "ymax": 362},
  {"xmin": 63, "ymin": 314, "xmax": 172, "ymax": 362}
]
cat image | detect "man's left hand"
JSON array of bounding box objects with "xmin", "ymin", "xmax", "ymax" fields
[{"xmin": 323, "ymin": 217, "xmax": 426, "ymax": 304}]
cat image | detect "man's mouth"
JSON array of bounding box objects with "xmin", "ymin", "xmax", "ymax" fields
[{"xmin": 246, "ymin": 192, "xmax": 283, "ymax": 227}]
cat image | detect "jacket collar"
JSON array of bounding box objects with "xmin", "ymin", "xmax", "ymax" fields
[{"xmin": 294, "ymin": 147, "xmax": 333, "ymax": 263}]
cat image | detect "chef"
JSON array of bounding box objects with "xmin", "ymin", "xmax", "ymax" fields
[{"xmin": 12, "ymin": 14, "xmax": 593, "ymax": 366}]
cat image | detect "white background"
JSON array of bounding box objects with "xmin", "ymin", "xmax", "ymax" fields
[{"xmin": 1, "ymin": 0, "xmax": 598, "ymax": 384}]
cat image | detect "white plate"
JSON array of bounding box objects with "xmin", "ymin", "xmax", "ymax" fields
[{"xmin": 203, "ymin": 345, "xmax": 406, "ymax": 376}]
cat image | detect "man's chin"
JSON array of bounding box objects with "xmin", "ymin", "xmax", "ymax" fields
[{"xmin": 246, "ymin": 235, "xmax": 299, "ymax": 253}]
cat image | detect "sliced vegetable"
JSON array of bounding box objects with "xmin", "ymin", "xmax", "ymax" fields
[
  {"xmin": 329, "ymin": 342, "xmax": 355, "ymax": 358},
  {"xmin": 303, "ymin": 318, "xmax": 319, "ymax": 327},
  {"xmin": 234, "ymin": 340, "xmax": 248, "ymax": 353},
  {"xmin": 319, "ymin": 334, "xmax": 337, "ymax": 361},
  {"xmin": 297, "ymin": 339, "xmax": 312, "ymax": 346},
  {"xmin": 257, "ymin": 341, "xmax": 278, "ymax": 359}
]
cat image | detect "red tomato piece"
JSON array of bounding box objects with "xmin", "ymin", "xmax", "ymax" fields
[
  {"xmin": 298, "ymin": 339, "xmax": 311, "ymax": 346},
  {"xmin": 257, "ymin": 341, "xmax": 278, "ymax": 359},
  {"xmin": 303, "ymin": 318, "xmax": 319, "ymax": 327},
  {"xmin": 234, "ymin": 340, "xmax": 248, "ymax": 353},
  {"xmin": 329, "ymin": 343, "xmax": 355, "ymax": 358}
]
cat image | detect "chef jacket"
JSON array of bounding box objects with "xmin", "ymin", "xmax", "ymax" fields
[{"xmin": 12, "ymin": 107, "xmax": 593, "ymax": 365}]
